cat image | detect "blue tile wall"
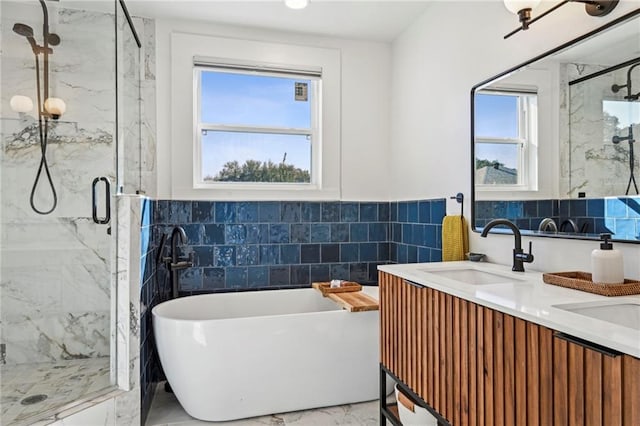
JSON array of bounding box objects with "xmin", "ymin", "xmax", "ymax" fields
[
  {"xmin": 475, "ymin": 199, "xmax": 560, "ymax": 232},
  {"xmin": 153, "ymin": 199, "xmax": 448, "ymax": 294},
  {"xmin": 389, "ymin": 199, "xmax": 446, "ymax": 264},
  {"xmin": 475, "ymin": 197, "xmax": 640, "ymax": 239},
  {"xmin": 139, "ymin": 199, "xmax": 170, "ymax": 425},
  {"xmin": 155, "ymin": 201, "xmax": 401, "ymax": 292}
]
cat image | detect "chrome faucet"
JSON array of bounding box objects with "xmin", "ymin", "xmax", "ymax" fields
[
  {"xmin": 480, "ymin": 219, "xmax": 534, "ymax": 272},
  {"xmin": 164, "ymin": 226, "xmax": 194, "ymax": 298}
]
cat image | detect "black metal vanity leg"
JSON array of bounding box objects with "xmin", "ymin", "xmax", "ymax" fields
[{"xmin": 379, "ymin": 363, "xmax": 386, "ymax": 426}]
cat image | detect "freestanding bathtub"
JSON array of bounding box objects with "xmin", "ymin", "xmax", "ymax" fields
[{"xmin": 152, "ymin": 286, "xmax": 391, "ymax": 421}]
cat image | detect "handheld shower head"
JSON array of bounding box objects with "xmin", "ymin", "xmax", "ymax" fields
[
  {"xmin": 12, "ymin": 23, "xmax": 34, "ymax": 37},
  {"xmin": 13, "ymin": 23, "xmax": 40, "ymax": 54}
]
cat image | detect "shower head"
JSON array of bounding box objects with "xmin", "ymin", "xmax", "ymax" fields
[
  {"xmin": 47, "ymin": 33, "xmax": 60, "ymax": 46},
  {"xmin": 12, "ymin": 23, "xmax": 34, "ymax": 37},
  {"xmin": 12, "ymin": 23, "xmax": 40, "ymax": 54},
  {"xmin": 612, "ymin": 83, "xmax": 628, "ymax": 93}
]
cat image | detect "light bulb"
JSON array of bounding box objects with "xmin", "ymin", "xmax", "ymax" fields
[
  {"xmin": 44, "ymin": 97, "xmax": 66, "ymax": 118},
  {"xmin": 285, "ymin": 0, "xmax": 309, "ymax": 10},
  {"xmin": 504, "ymin": 0, "xmax": 541, "ymax": 14},
  {"xmin": 10, "ymin": 95, "xmax": 33, "ymax": 113}
]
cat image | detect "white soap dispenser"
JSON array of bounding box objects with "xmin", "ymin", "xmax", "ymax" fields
[{"xmin": 591, "ymin": 233, "xmax": 624, "ymax": 285}]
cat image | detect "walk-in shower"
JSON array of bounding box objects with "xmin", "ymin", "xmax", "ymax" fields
[
  {"xmin": 611, "ymin": 61, "xmax": 640, "ymax": 195},
  {"xmin": 1, "ymin": 0, "xmax": 143, "ymax": 423}
]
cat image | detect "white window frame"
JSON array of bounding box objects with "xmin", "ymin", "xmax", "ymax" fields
[
  {"xmin": 168, "ymin": 33, "xmax": 341, "ymax": 201},
  {"xmin": 475, "ymin": 89, "xmax": 538, "ymax": 192},
  {"xmin": 193, "ymin": 62, "xmax": 322, "ymax": 189}
]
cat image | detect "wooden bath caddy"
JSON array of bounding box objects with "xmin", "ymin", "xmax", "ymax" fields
[
  {"xmin": 312, "ymin": 281, "xmax": 362, "ymax": 296},
  {"xmin": 312, "ymin": 281, "xmax": 378, "ymax": 312}
]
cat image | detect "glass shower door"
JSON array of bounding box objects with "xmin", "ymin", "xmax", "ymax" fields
[{"xmin": 1, "ymin": 0, "xmax": 118, "ymax": 423}]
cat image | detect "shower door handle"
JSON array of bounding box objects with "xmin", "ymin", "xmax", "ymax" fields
[{"xmin": 92, "ymin": 177, "xmax": 111, "ymax": 225}]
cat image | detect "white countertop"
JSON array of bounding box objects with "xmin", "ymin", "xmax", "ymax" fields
[{"xmin": 378, "ymin": 261, "xmax": 640, "ymax": 358}]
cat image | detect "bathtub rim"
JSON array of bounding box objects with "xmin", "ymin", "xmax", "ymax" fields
[{"xmin": 151, "ymin": 286, "xmax": 379, "ymax": 323}]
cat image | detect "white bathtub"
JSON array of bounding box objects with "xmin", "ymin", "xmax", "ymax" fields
[{"xmin": 152, "ymin": 286, "xmax": 390, "ymax": 422}]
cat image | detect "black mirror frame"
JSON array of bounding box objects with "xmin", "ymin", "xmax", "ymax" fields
[{"xmin": 471, "ymin": 8, "xmax": 640, "ymax": 243}]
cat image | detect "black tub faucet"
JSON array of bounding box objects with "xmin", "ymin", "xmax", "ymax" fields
[
  {"xmin": 480, "ymin": 219, "xmax": 534, "ymax": 272},
  {"xmin": 164, "ymin": 226, "xmax": 194, "ymax": 298}
]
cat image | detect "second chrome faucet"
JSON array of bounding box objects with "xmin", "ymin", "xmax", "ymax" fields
[{"xmin": 480, "ymin": 219, "xmax": 534, "ymax": 272}]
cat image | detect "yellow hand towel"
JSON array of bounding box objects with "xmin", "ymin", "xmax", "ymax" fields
[{"xmin": 442, "ymin": 215, "xmax": 468, "ymax": 262}]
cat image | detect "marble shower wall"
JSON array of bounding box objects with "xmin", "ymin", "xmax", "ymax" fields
[
  {"xmin": 0, "ymin": 1, "xmax": 117, "ymax": 364},
  {"xmin": 562, "ymin": 62, "xmax": 640, "ymax": 198}
]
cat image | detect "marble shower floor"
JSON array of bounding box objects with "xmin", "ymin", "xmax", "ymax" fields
[
  {"xmin": 146, "ymin": 384, "xmax": 384, "ymax": 426},
  {"xmin": 0, "ymin": 357, "xmax": 112, "ymax": 425}
]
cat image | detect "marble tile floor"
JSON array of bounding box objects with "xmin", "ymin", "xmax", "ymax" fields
[
  {"xmin": 146, "ymin": 383, "xmax": 389, "ymax": 426},
  {"xmin": 1, "ymin": 357, "xmax": 112, "ymax": 426}
]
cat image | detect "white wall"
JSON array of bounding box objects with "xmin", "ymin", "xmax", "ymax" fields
[
  {"xmin": 156, "ymin": 18, "xmax": 391, "ymax": 201},
  {"xmin": 390, "ymin": 0, "xmax": 640, "ymax": 277}
]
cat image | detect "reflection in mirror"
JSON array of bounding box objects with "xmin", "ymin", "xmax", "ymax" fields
[
  {"xmin": 567, "ymin": 61, "xmax": 640, "ymax": 197},
  {"xmin": 472, "ymin": 9, "xmax": 640, "ymax": 242}
]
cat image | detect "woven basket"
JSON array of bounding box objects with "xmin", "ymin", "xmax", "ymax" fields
[{"xmin": 542, "ymin": 271, "xmax": 640, "ymax": 297}]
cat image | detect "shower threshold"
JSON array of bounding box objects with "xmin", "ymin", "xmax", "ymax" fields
[{"xmin": 1, "ymin": 357, "xmax": 111, "ymax": 425}]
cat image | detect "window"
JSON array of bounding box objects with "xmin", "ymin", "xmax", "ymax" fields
[
  {"xmin": 475, "ymin": 90, "xmax": 538, "ymax": 190},
  {"xmin": 194, "ymin": 61, "xmax": 321, "ymax": 187}
]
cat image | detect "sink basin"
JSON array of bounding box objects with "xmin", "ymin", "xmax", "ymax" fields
[
  {"xmin": 420, "ymin": 268, "xmax": 521, "ymax": 285},
  {"xmin": 554, "ymin": 302, "xmax": 640, "ymax": 331}
]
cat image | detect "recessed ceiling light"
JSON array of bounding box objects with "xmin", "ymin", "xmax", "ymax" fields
[{"xmin": 285, "ymin": 0, "xmax": 309, "ymax": 10}]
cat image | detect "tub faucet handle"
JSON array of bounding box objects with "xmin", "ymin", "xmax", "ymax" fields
[{"xmin": 171, "ymin": 253, "xmax": 194, "ymax": 270}]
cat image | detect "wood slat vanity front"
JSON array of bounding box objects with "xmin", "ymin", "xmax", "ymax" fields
[{"xmin": 379, "ymin": 271, "xmax": 640, "ymax": 426}]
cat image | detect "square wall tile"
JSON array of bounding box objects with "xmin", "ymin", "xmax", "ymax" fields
[
  {"xmin": 360, "ymin": 203, "xmax": 378, "ymax": 222},
  {"xmin": 237, "ymin": 245, "xmax": 260, "ymax": 266},
  {"xmin": 340, "ymin": 203, "xmax": 359, "ymax": 222},
  {"xmin": 301, "ymin": 244, "xmax": 320, "ymax": 264},
  {"xmin": 237, "ymin": 202, "xmax": 259, "ymax": 223},
  {"xmin": 192, "ymin": 201, "xmax": 215, "ymax": 223},
  {"xmin": 226, "ymin": 267, "xmax": 248, "ymax": 288},
  {"xmin": 203, "ymin": 268, "xmax": 225, "ymax": 290},
  {"xmin": 330, "ymin": 223, "xmax": 350, "ymax": 242},
  {"xmin": 281, "ymin": 202, "xmax": 301, "ymax": 223},
  {"xmin": 270, "ymin": 266, "xmax": 290, "ymax": 286},
  {"xmin": 215, "ymin": 202, "xmax": 237, "ymax": 223},
  {"xmin": 269, "ymin": 224, "xmax": 290, "ymax": 244},
  {"xmin": 310, "ymin": 224, "xmax": 331, "ymax": 243},
  {"xmin": 321, "ymin": 244, "xmax": 340, "ymax": 263},
  {"xmin": 248, "ymin": 266, "xmax": 269, "ymax": 287},
  {"xmin": 290, "ymin": 223, "xmax": 310, "ymax": 243},
  {"xmin": 259, "ymin": 202, "xmax": 281, "ymax": 222},
  {"xmin": 280, "ymin": 244, "xmax": 301, "ymax": 264},
  {"xmin": 204, "ymin": 224, "xmax": 225, "ymax": 245},
  {"xmin": 301, "ymin": 202, "xmax": 321, "ymax": 222},
  {"xmin": 310, "ymin": 264, "xmax": 330, "ymax": 282},
  {"xmin": 321, "ymin": 202, "xmax": 340, "ymax": 222},
  {"xmin": 290, "ymin": 265, "xmax": 310, "ymax": 285}
]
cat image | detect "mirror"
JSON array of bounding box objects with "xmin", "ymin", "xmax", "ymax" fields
[{"xmin": 472, "ymin": 9, "xmax": 640, "ymax": 242}]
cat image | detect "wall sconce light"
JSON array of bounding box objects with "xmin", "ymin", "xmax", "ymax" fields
[
  {"xmin": 44, "ymin": 97, "xmax": 66, "ymax": 119},
  {"xmin": 504, "ymin": 0, "xmax": 619, "ymax": 39},
  {"xmin": 10, "ymin": 95, "xmax": 34, "ymax": 113},
  {"xmin": 285, "ymin": 0, "xmax": 309, "ymax": 10}
]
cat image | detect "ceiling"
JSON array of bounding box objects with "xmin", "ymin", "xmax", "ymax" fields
[{"xmin": 120, "ymin": 0, "xmax": 432, "ymax": 42}]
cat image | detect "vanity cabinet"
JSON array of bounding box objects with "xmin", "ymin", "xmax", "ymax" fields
[{"xmin": 379, "ymin": 271, "xmax": 640, "ymax": 425}]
